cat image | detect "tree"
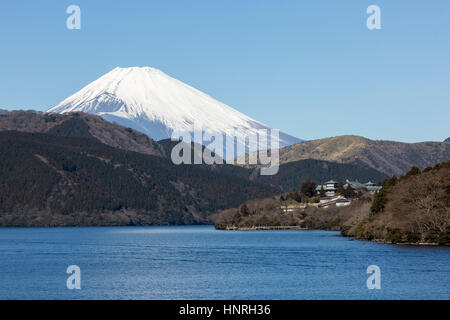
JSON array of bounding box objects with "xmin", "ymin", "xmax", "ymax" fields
[
  {"xmin": 344, "ymin": 185, "xmax": 356, "ymax": 198},
  {"xmin": 371, "ymin": 189, "xmax": 388, "ymax": 213},
  {"xmin": 240, "ymin": 203, "xmax": 250, "ymax": 216},
  {"xmin": 232, "ymin": 211, "xmax": 242, "ymax": 226},
  {"xmin": 337, "ymin": 182, "xmax": 345, "ymax": 195},
  {"xmin": 404, "ymin": 166, "xmax": 421, "ymax": 179},
  {"xmin": 319, "ymin": 185, "xmax": 326, "ymax": 197},
  {"xmin": 383, "ymin": 176, "xmax": 398, "ymax": 188},
  {"xmin": 301, "ymin": 180, "xmax": 317, "ymax": 198}
]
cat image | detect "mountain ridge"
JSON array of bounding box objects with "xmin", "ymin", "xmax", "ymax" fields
[
  {"xmin": 0, "ymin": 110, "xmax": 165, "ymax": 157},
  {"xmin": 238, "ymin": 135, "xmax": 450, "ymax": 177}
]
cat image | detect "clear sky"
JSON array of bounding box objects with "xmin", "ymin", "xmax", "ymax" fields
[{"xmin": 0, "ymin": 0, "xmax": 449, "ymax": 142}]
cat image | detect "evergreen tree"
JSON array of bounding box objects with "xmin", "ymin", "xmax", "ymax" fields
[
  {"xmin": 337, "ymin": 182, "xmax": 345, "ymax": 195},
  {"xmin": 344, "ymin": 185, "xmax": 356, "ymax": 198},
  {"xmin": 240, "ymin": 203, "xmax": 250, "ymax": 216},
  {"xmin": 319, "ymin": 185, "xmax": 326, "ymax": 197},
  {"xmin": 301, "ymin": 180, "xmax": 317, "ymax": 198},
  {"xmin": 371, "ymin": 189, "xmax": 388, "ymax": 213},
  {"xmin": 404, "ymin": 166, "xmax": 421, "ymax": 178}
]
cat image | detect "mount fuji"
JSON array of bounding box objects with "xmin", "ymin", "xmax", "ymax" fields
[{"xmin": 48, "ymin": 67, "xmax": 301, "ymax": 158}]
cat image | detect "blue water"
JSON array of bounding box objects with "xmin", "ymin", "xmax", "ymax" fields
[{"xmin": 0, "ymin": 225, "xmax": 448, "ymax": 299}]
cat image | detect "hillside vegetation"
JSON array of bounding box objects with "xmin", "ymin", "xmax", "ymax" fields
[
  {"xmin": 254, "ymin": 159, "xmax": 387, "ymax": 191},
  {"xmin": 215, "ymin": 162, "xmax": 450, "ymax": 245},
  {"xmin": 213, "ymin": 198, "xmax": 304, "ymax": 230},
  {"xmin": 0, "ymin": 131, "xmax": 279, "ymax": 226},
  {"xmin": 0, "ymin": 110, "xmax": 165, "ymax": 157},
  {"xmin": 340, "ymin": 163, "xmax": 450, "ymax": 244},
  {"xmin": 301, "ymin": 162, "xmax": 449, "ymax": 245},
  {"xmin": 238, "ymin": 135, "xmax": 450, "ymax": 177},
  {"xmin": 158, "ymin": 140, "xmax": 388, "ymax": 189}
]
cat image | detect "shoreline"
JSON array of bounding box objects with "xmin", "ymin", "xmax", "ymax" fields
[
  {"xmin": 215, "ymin": 225, "xmax": 448, "ymax": 246},
  {"xmin": 220, "ymin": 225, "xmax": 307, "ymax": 231}
]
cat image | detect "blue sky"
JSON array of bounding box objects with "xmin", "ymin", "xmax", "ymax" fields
[{"xmin": 0, "ymin": 0, "xmax": 449, "ymax": 142}]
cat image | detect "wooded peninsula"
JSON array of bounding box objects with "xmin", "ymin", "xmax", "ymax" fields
[{"xmin": 214, "ymin": 162, "xmax": 450, "ymax": 245}]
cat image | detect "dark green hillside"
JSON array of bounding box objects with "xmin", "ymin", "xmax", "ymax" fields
[
  {"xmin": 158, "ymin": 139, "xmax": 388, "ymax": 187},
  {"xmin": 158, "ymin": 138, "xmax": 254, "ymax": 179},
  {"xmin": 0, "ymin": 131, "xmax": 279, "ymax": 226},
  {"xmin": 0, "ymin": 110, "xmax": 165, "ymax": 157},
  {"xmin": 47, "ymin": 117, "xmax": 94, "ymax": 138},
  {"xmin": 254, "ymin": 159, "xmax": 388, "ymax": 191}
]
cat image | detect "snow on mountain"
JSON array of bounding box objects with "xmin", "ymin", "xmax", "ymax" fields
[{"xmin": 48, "ymin": 67, "xmax": 301, "ymax": 158}]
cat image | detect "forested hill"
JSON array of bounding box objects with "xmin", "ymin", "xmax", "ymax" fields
[
  {"xmin": 0, "ymin": 110, "xmax": 165, "ymax": 157},
  {"xmin": 158, "ymin": 138, "xmax": 254, "ymax": 179},
  {"xmin": 214, "ymin": 162, "xmax": 450, "ymax": 245},
  {"xmin": 254, "ymin": 159, "xmax": 388, "ymax": 192},
  {"xmin": 342, "ymin": 163, "xmax": 450, "ymax": 244},
  {"xmin": 0, "ymin": 131, "xmax": 279, "ymax": 227}
]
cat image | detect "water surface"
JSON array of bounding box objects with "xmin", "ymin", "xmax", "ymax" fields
[{"xmin": 0, "ymin": 225, "xmax": 448, "ymax": 299}]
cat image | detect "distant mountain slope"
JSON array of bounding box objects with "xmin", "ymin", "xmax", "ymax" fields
[
  {"xmin": 47, "ymin": 67, "xmax": 301, "ymax": 157},
  {"xmin": 253, "ymin": 159, "xmax": 388, "ymax": 192},
  {"xmin": 157, "ymin": 139, "xmax": 388, "ymax": 187},
  {"xmin": 158, "ymin": 138, "xmax": 253, "ymax": 179},
  {"xmin": 0, "ymin": 110, "xmax": 165, "ymax": 157},
  {"xmin": 0, "ymin": 131, "xmax": 279, "ymax": 227},
  {"xmin": 240, "ymin": 135, "xmax": 450, "ymax": 177}
]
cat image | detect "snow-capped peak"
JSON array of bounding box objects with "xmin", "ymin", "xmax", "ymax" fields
[{"xmin": 48, "ymin": 66, "xmax": 301, "ymax": 157}]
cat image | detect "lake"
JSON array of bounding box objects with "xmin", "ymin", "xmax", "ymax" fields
[{"xmin": 0, "ymin": 225, "xmax": 448, "ymax": 299}]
